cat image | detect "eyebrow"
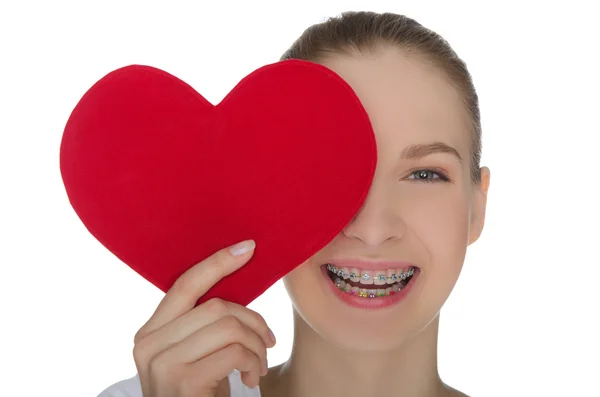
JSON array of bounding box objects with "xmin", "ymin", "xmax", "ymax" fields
[{"xmin": 400, "ymin": 142, "xmax": 463, "ymax": 163}]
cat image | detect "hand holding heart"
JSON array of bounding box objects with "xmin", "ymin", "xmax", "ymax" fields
[{"xmin": 132, "ymin": 240, "xmax": 274, "ymax": 395}]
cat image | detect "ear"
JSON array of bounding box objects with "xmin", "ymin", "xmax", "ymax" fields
[{"xmin": 468, "ymin": 166, "xmax": 490, "ymax": 245}]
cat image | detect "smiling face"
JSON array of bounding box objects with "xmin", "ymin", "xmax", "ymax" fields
[{"xmin": 282, "ymin": 46, "xmax": 490, "ymax": 351}]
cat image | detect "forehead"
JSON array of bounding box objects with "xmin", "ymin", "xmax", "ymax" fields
[{"xmin": 319, "ymin": 49, "xmax": 470, "ymax": 158}]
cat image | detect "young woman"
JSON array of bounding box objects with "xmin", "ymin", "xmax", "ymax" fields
[{"xmin": 100, "ymin": 11, "xmax": 490, "ymax": 397}]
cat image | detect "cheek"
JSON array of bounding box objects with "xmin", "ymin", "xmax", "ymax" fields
[
  {"xmin": 282, "ymin": 261, "xmax": 318, "ymax": 303},
  {"xmin": 282, "ymin": 263, "xmax": 330, "ymax": 325},
  {"xmin": 403, "ymin": 186, "xmax": 470, "ymax": 264}
]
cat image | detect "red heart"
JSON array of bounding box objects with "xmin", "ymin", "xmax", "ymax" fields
[{"xmin": 60, "ymin": 60, "xmax": 376, "ymax": 306}]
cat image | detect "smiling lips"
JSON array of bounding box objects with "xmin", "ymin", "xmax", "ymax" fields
[{"xmin": 324, "ymin": 262, "xmax": 417, "ymax": 299}]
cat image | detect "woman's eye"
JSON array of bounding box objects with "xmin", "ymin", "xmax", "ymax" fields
[{"xmin": 407, "ymin": 169, "xmax": 449, "ymax": 183}]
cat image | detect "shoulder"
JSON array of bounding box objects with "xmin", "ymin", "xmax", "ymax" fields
[
  {"xmin": 97, "ymin": 373, "xmax": 142, "ymax": 397},
  {"xmin": 96, "ymin": 371, "xmax": 260, "ymax": 397},
  {"xmin": 444, "ymin": 384, "xmax": 470, "ymax": 397}
]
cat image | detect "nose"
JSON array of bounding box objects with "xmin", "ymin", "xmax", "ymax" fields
[{"xmin": 342, "ymin": 181, "xmax": 406, "ymax": 246}]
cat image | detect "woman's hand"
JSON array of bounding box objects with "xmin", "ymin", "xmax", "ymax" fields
[{"xmin": 132, "ymin": 240, "xmax": 276, "ymax": 397}]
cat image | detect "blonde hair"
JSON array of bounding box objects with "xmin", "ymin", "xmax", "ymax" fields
[{"xmin": 281, "ymin": 11, "xmax": 482, "ymax": 182}]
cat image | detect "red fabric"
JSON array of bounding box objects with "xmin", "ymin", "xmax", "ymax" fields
[{"xmin": 60, "ymin": 60, "xmax": 376, "ymax": 306}]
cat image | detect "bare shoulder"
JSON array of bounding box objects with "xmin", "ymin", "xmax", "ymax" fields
[
  {"xmin": 444, "ymin": 384, "xmax": 470, "ymax": 397},
  {"xmin": 215, "ymin": 377, "xmax": 230, "ymax": 397},
  {"xmin": 259, "ymin": 364, "xmax": 286, "ymax": 397}
]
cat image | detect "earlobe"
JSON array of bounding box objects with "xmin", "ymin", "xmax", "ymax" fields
[{"xmin": 468, "ymin": 167, "xmax": 491, "ymax": 245}]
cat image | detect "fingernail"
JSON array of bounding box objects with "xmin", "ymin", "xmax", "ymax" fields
[
  {"xmin": 262, "ymin": 358, "xmax": 269, "ymax": 376},
  {"xmin": 268, "ymin": 327, "xmax": 276, "ymax": 346},
  {"xmin": 229, "ymin": 240, "xmax": 256, "ymax": 257}
]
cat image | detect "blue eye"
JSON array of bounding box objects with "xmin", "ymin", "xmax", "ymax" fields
[{"xmin": 407, "ymin": 168, "xmax": 450, "ymax": 183}]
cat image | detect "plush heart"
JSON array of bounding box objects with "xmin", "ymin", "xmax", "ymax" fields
[{"xmin": 60, "ymin": 60, "xmax": 376, "ymax": 306}]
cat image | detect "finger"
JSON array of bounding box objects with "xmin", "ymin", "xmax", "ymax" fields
[
  {"xmin": 186, "ymin": 343, "xmax": 262, "ymax": 390},
  {"xmin": 138, "ymin": 298, "xmax": 275, "ymax": 357},
  {"xmin": 138, "ymin": 240, "xmax": 256, "ymax": 338},
  {"xmin": 158, "ymin": 315, "xmax": 268, "ymax": 375}
]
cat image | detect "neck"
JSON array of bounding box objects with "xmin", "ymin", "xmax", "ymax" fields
[{"xmin": 268, "ymin": 310, "xmax": 448, "ymax": 397}]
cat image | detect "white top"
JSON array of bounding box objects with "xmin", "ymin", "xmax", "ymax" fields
[{"xmin": 97, "ymin": 370, "xmax": 261, "ymax": 397}]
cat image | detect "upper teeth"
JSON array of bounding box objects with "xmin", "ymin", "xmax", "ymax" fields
[{"xmin": 326, "ymin": 263, "xmax": 414, "ymax": 285}]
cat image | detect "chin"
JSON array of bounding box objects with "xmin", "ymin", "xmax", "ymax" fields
[{"xmin": 283, "ymin": 260, "xmax": 461, "ymax": 352}]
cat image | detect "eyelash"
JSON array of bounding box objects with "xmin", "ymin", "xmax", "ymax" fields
[{"xmin": 406, "ymin": 168, "xmax": 451, "ymax": 183}]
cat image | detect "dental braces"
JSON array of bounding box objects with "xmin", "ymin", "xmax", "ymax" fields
[{"xmin": 326, "ymin": 264, "xmax": 414, "ymax": 282}]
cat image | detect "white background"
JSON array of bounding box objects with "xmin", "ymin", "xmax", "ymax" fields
[{"xmin": 1, "ymin": 1, "xmax": 599, "ymax": 396}]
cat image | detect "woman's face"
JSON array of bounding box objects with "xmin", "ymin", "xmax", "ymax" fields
[{"xmin": 282, "ymin": 47, "xmax": 490, "ymax": 351}]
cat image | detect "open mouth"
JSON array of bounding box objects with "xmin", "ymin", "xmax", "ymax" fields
[{"xmin": 324, "ymin": 263, "xmax": 418, "ymax": 298}]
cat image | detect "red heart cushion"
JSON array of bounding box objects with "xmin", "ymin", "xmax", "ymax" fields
[{"xmin": 60, "ymin": 60, "xmax": 376, "ymax": 306}]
